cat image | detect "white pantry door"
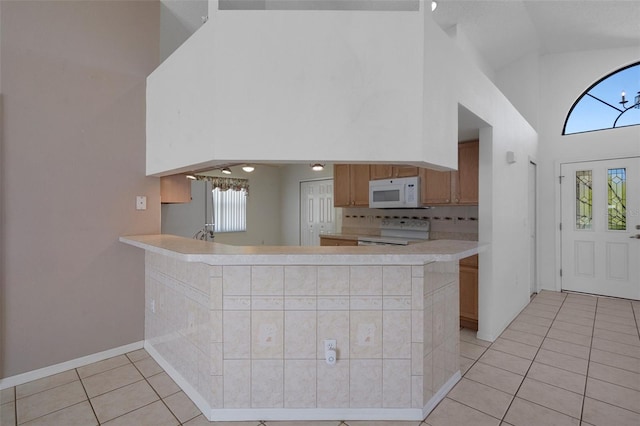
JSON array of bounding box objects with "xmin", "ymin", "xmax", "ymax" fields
[
  {"xmin": 561, "ymin": 158, "xmax": 640, "ymax": 300},
  {"xmin": 300, "ymin": 179, "xmax": 336, "ymax": 246}
]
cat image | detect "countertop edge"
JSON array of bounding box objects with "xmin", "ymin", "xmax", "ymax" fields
[{"xmin": 120, "ymin": 235, "xmax": 487, "ymax": 265}]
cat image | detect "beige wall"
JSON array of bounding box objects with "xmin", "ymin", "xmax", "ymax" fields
[{"xmin": 0, "ymin": 1, "xmax": 160, "ymax": 377}]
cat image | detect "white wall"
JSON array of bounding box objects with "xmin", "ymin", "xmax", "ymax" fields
[
  {"xmin": 535, "ymin": 47, "xmax": 640, "ymax": 292},
  {"xmin": 495, "ymin": 52, "xmax": 540, "ymax": 131},
  {"xmin": 417, "ymin": 15, "xmax": 539, "ymax": 341},
  {"xmin": 162, "ymin": 166, "xmax": 283, "ymax": 245}
]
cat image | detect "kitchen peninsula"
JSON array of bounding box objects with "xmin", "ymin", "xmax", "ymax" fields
[{"xmin": 120, "ymin": 234, "xmax": 482, "ymax": 422}]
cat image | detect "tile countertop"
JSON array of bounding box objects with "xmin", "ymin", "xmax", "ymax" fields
[{"xmin": 119, "ymin": 234, "xmax": 485, "ymax": 266}]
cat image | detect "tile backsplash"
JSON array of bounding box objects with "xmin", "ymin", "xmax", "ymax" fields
[{"xmin": 340, "ymin": 206, "xmax": 479, "ymax": 241}]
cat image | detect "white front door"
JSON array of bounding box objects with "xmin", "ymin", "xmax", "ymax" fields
[
  {"xmin": 300, "ymin": 179, "xmax": 336, "ymax": 246},
  {"xmin": 561, "ymin": 158, "xmax": 640, "ymax": 300}
]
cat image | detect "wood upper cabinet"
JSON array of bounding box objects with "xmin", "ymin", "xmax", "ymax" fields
[
  {"xmin": 160, "ymin": 173, "xmax": 192, "ymax": 203},
  {"xmin": 420, "ymin": 168, "xmax": 452, "ymax": 204},
  {"xmin": 453, "ymin": 140, "xmax": 479, "ymax": 204},
  {"xmin": 370, "ymin": 165, "xmax": 419, "ymax": 180},
  {"xmin": 420, "ymin": 140, "xmax": 479, "ymax": 206},
  {"xmin": 334, "ymin": 164, "xmax": 371, "ymax": 207},
  {"xmin": 335, "ymin": 142, "xmax": 477, "ymax": 208}
]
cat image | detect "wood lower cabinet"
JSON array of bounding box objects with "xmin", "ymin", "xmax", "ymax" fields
[
  {"xmin": 459, "ymin": 254, "xmax": 478, "ymax": 330},
  {"xmin": 160, "ymin": 174, "xmax": 192, "ymax": 203},
  {"xmin": 320, "ymin": 236, "xmax": 358, "ymax": 246},
  {"xmin": 333, "ymin": 164, "xmax": 371, "ymax": 207}
]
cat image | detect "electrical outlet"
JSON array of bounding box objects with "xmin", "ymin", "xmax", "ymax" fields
[
  {"xmin": 136, "ymin": 195, "xmax": 147, "ymax": 210},
  {"xmin": 324, "ymin": 339, "xmax": 336, "ymax": 352},
  {"xmin": 150, "ymin": 299, "xmax": 155, "ymax": 313}
]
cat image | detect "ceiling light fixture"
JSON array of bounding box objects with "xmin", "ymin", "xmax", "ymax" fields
[
  {"xmin": 221, "ymin": 167, "xmax": 232, "ymax": 174},
  {"xmin": 186, "ymin": 174, "xmax": 196, "ymax": 180},
  {"xmin": 242, "ymin": 165, "xmax": 255, "ymax": 173},
  {"xmin": 311, "ymin": 163, "xmax": 325, "ymax": 171},
  {"xmin": 431, "ymin": 1, "xmax": 437, "ymax": 12}
]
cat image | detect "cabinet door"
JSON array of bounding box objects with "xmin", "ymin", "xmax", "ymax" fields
[
  {"xmin": 320, "ymin": 237, "xmax": 358, "ymax": 246},
  {"xmin": 459, "ymin": 264, "xmax": 478, "ymax": 330},
  {"xmin": 333, "ymin": 164, "xmax": 351, "ymax": 207},
  {"xmin": 394, "ymin": 165, "xmax": 419, "ymax": 178},
  {"xmin": 370, "ymin": 165, "xmax": 393, "ymax": 180},
  {"xmin": 160, "ymin": 174, "xmax": 192, "ymax": 203},
  {"xmin": 371, "ymin": 165, "xmax": 419, "ymax": 180},
  {"xmin": 350, "ymin": 164, "xmax": 371, "ymax": 207},
  {"xmin": 420, "ymin": 168, "xmax": 451, "ymax": 205},
  {"xmin": 456, "ymin": 140, "xmax": 479, "ymax": 204}
]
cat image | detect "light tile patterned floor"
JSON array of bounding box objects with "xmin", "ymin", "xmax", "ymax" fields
[{"xmin": 1, "ymin": 290, "xmax": 639, "ymax": 425}]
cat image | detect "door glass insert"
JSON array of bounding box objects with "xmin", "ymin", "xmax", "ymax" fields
[
  {"xmin": 608, "ymin": 168, "xmax": 626, "ymax": 230},
  {"xmin": 576, "ymin": 170, "xmax": 593, "ymax": 230}
]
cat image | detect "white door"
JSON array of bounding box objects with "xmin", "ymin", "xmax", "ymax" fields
[
  {"xmin": 300, "ymin": 179, "xmax": 336, "ymax": 246},
  {"xmin": 561, "ymin": 158, "xmax": 640, "ymax": 300},
  {"xmin": 528, "ymin": 161, "xmax": 537, "ymax": 295}
]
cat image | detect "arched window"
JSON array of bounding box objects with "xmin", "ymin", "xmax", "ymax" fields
[{"xmin": 563, "ymin": 62, "xmax": 640, "ymax": 135}]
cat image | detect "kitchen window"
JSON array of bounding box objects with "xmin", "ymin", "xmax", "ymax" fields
[{"xmin": 213, "ymin": 187, "xmax": 247, "ymax": 232}]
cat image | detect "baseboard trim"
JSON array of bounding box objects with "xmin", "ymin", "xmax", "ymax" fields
[
  {"xmin": 422, "ymin": 370, "xmax": 461, "ymax": 418},
  {"xmin": 0, "ymin": 341, "xmax": 144, "ymax": 390},
  {"xmin": 206, "ymin": 407, "xmax": 426, "ymax": 422},
  {"xmin": 145, "ymin": 341, "xmax": 458, "ymax": 422},
  {"xmin": 144, "ymin": 341, "xmax": 213, "ymax": 419}
]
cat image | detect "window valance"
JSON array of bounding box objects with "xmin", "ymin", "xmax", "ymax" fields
[{"xmin": 193, "ymin": 175, "xmax": 250, "ymax": 194}]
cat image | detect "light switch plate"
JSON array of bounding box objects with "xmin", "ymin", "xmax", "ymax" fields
[{"xmin": 136, "ymin": 195, "xmax": 147, "ymax": 210}]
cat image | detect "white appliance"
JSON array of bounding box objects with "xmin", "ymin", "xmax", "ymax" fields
[
  {"xmin": 369, "ymin": 176, "xmax": 420, "ymax": 209},
  {"xmin": 358, "ymin": 218, "xmax": 430, "ymax": 246}
]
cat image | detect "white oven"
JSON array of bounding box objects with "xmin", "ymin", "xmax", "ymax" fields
[
  {"xmin": 357, "ymin": 218, "xmax": 430, "ymax": 246},
  {"xmin": 369, "ymin": 176, "xmax": 420, "ymax": 209}
]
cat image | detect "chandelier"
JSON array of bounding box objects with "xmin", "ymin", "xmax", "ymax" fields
[{"xmin": 614, "ymin": 90, "xmax": 640, "ymax": 127}]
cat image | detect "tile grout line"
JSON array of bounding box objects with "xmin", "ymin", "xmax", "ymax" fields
[
  {"xmin": 75, "ymin": 367, "xmax": 100, "ymax": 425},
  {"xmin": 497, "ymin": 291, "xmax": 568, "ymax": 424},
  {"xmin": 511, "ymin": 295, "xmax": 600, "ymax": 422},
  {"xmin": 127, "ymin": 353, "xmax": 183, "ymax": 426},
  {"xmin": 13, "ymin": 370, "xmax": 94, "ymax": 425},
  {"xmin": 631, "ymin": 300, "xmax": 640, "ymax": 341},
  {"xmin": 13, "ymin": 386, "xmax": 17, "ymax": 426},
  {"xmin": 578, "ymin": 296, "xmax": 598, "ymax": 426}
]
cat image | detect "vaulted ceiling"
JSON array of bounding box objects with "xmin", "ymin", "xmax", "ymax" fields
[
  {"xmin": 432, "ymin": 0, "xmax": 640, "ymax": 71},
  {"xmin": 162, "ymin": 0, "xmax": 640, "ymax": 73}
]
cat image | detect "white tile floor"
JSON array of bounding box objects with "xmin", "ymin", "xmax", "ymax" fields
[{"xmin": 1, "ymin": 290, "xmax": 639, "ymax": 425}]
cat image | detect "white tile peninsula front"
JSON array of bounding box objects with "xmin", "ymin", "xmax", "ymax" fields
[{"xmin": 119, "ymin": 235, "xmax": 483, "ymax": 422}]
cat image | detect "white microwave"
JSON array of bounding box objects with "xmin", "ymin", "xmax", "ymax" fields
[{"xmin": 369, "ymin": 176, "xmax": 421, "ymax": 209}]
